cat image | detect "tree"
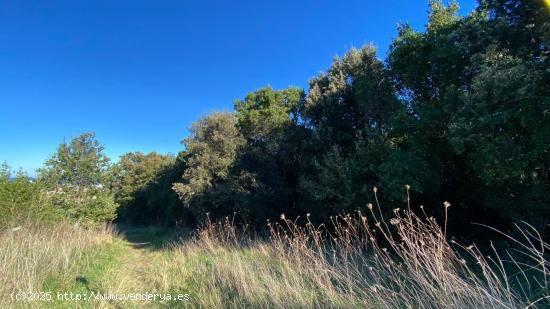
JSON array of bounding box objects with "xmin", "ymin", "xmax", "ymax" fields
[
  {"xmin": 449, "ymin": 50, "xmax": 550, "ymax": 226},
  {"xmin": 298, "ymin": 45, "xmax": 403, "ymax": 216},
  {"xmin": 173, "ymin": 112, "xmax": 245, "ymax": 220},
  {"xmin": 386, "ymin": 0, "xmax": 550, "ymax": 231},
  {"xmin": 38, "ymin": 132, "xmax": 117, "ymax": 225},
  {"xmin": 39, "ymin": 132, "xmax": 110, "ymax": 187},
  {"xmin": 110, "ymin": 151, "xmax": 188, "ymax": 226},
  {"xmin": 233, "ymin": 86, "xmax": 306, "ymax": 220}
]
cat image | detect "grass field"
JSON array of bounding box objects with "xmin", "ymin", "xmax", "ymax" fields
[{"xmin": 1, "ymin": 206, "xmax": 549, "ymax": 308}]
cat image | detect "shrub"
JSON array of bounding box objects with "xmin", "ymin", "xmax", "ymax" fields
[
  {"xmin": 0, "ymin": 165, "xmax": 57, "ymax": 227},
  {"xmin": 45, "ymin": 187, "xmax": 118, "ymax": 227}
]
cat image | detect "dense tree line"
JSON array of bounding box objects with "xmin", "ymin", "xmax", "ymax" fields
[
  {"xmin": 1, "ymin": 0, "xmax": 548, "ymax": 235},
  {"xmin": 173, "ymin": 0, "xmax": 550, "ymax": 233}
]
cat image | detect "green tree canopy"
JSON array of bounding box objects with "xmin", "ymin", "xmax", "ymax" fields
[
  {"xmin": 39, "ymin": 132, "xmax": 110, "ymax": 188},
  {"xmin": 172, "ymin": 112, "xmax": 245, "ymax": 219}
]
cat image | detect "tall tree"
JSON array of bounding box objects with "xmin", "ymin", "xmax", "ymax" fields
[
  {"xmin": 298, "ymin": 45, "xmax": 403, "ymax": 217},
  {"xmin": 38, "ymin": 132, "xmax": 117, "ymax": 225},
  {"xmin": 39, "ymin": 132, "xmax": 110, "ymax": 187},
  {"xmin": 172, "ymin": 112, "xmax": 245, "ymax": 220},
  {"xmin": 234, "ymin": 86, "xmax": 306, "ymax": 220}
]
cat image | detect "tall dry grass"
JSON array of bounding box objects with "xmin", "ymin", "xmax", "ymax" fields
[
  {"xmin": 158, "ymin": 191, "xmax": 549, "ymax": 308},
  {"xmin": 0, "ymin": 222, "xmax": 114, "ymax": 308}
]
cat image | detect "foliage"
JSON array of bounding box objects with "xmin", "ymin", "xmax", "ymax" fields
[
  {"xmin": 39, "ymin": 132, "xmax": 110, "ymax": 187},
  {"xmin": 110, "ymin": 151, "xmax": 188, "ymax": 226},
  {"xmin": 168, "ymin": 0, "xmax": 549, "ymax": 230},
  {"xmin": 233, "ymin": 86, "xmax": 306, "ymax": 221},
  {"xmin": 38, "ymin": 133, "xmax": 117, "ymax": 225},
  {"xmin": 383, "ymin": 0, "xmax": 550, "ymax": 229},
  {"xmin": 3, "ymin": 0, "xmax": 549, "ymax": 233},
  {"xmin": 298, "ymin": 45, "xmax": 404, "ymax": 217},
  {"xmin": 172, "ymin": 111, "xmax": 246, "ymax": 220},
  {"xmin": 45, "ymin": 187, "xmax": 118, "ymax": 227},
  {"xmin": 0, "ymin": 163, "xmax": 55, "ymax": 226}
]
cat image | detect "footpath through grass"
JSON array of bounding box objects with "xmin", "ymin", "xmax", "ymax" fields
[
  {"xmin": 1, "ymin": 224, "xmax": 193, "ymax": 309},
  {"xmin": 50, "ymin": 226, "xmax": 189, "ymax": 309},
  {"xmin": 3, "ymin": 218, "xmax": 549, "ymax": 308}
]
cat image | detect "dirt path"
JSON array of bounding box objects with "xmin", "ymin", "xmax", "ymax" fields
[{"xmin": 89, "ymin": 228, "xmax": 174, "ymax": 308}]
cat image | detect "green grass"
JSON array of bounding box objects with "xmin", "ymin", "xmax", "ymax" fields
[
  {"xmin": 41, "ymin": 238, "xmax": 127, "ymax": 309},
  {"xmin": 2, "ymin": 214, "xmax": 549, "ymax": 308}
]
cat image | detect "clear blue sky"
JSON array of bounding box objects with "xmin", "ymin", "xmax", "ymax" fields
[{"xmin": 0, "ymin": 0, "xmax": 477, "ymax": 176}]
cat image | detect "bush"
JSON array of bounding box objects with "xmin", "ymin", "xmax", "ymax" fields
[
  {"xmin": 45, "ymin": 187, "xmax": 118, "ymax": 227},
  {"xmin": 0, "ymin": 165, "xmax": 57, "ymax": 227}
]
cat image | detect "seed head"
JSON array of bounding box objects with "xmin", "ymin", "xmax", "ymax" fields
[{"xmin": 444, "ymin": 201, "xmax": 451, "ymax": 208}]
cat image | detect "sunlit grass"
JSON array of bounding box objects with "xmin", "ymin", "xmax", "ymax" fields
[
  {"xmin": 154, "ymin": 199, "xmax": 550, "ymax": 308},
  {"xmin": 2, "ymin": 199, "xmax": 548, "ymax": 308}
]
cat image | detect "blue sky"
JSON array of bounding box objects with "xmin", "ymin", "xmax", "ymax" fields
[{"xmin": 0, "ymin": 0, "xmax": 477, "ymax": 176}]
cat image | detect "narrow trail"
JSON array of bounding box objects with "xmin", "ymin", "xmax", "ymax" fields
[
  {"xmin": 117, "ymin": 231, "xmax": 168, "ymax": 292},
  {"xmin": 87, "ymin": 228, "xmax": 176, "ymax": 308}
]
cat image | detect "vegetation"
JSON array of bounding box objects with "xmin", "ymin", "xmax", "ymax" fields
[
  {"xmin": 160, "ymin": 200, "xmax": 549, "ymax": 308},
  {"xmin": 2, "ymin": 200, "xmax": 548, "ymax": 308},
  {"xmin": 0, "ymin": 222, "xmax": 118, "ymax": 308},
  {"xmin": 3, "ymin": 0, "xmax": 548, "ymax": 233},
  {"xmin": 0, "ymin": 0, "xmax": 549, "ymax": 307},
  {"xmin": 0, "ymin": 164, "xmax": 52, "ymax": 226},
  {"xmin": 110, "ymin": 151, "xmax": 187, "ymax": 226},
  {"xmin": 168, "ymin": 0, "xmax": 550, "ymax": 235}
]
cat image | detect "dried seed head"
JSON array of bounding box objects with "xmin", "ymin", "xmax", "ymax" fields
[
  {"xmin": 444, "ymin": 201, "xmax": 451, "ymax": 208},
  {"xmin": 390, "ymin": 218, "xmax": 400, "ymax": 225},
  {"xmin": 367, "ymin": 203, "xmax": 373, "ymax": 210},
  {"xmin": 373, "ymin": 187, "xmax": 378, "ymax": 193},
  {"xmin": 405, "ymin": 184, "xmax": 410, "ymax": 191},
  {"xmin": 280, "ymin": 214, "xmax": 286, "ymax": 220}
]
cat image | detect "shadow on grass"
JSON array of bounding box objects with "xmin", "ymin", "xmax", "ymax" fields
[{"xmin": 115, "ymin": 224, "xmax": 191, "ymax": 251}]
